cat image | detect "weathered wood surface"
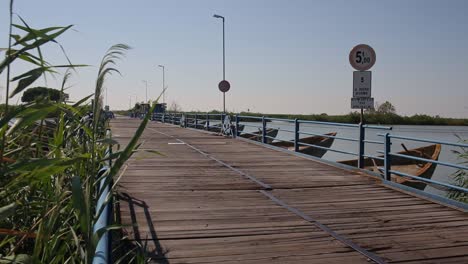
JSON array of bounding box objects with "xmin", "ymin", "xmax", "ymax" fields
[{"xmin": 111, "ymin": 117, "xmax": 468, "ymax": 263}]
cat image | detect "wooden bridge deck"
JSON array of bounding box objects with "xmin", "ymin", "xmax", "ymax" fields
[{"xmin": 111, "ymin": 117, "xmax": 468, "ymax": 264}]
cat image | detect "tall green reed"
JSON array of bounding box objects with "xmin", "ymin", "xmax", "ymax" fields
[
  {"xmin": 448, "ymin": 138, "xmax": 468, "ymax": 203},
  {"xmin": 0, "ymin": 6, "xmax": 156, "ymax": 263}
]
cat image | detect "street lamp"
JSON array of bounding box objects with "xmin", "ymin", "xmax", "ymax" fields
[
  {"xmin": 142, "ymin": 80, "xmax": 148, "ymax": 102},
  {"xmin": 213, "ymin": 14, "xmax": 225, "ymax": 80},
  {"xmin": 213, "ymin": 14, "xmax": 230, "ymax": 113},
  {"xmin": 158, "ymin": 65, "xmax": 165, "ymax": 104}
]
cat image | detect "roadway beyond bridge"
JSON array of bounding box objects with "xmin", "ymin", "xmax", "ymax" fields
[{"xmin": 111, "ymin": 116, "xmax": 468, "ymax": 264}]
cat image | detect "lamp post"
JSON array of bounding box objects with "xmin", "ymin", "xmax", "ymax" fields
[
  {"xmin": 213, "ymin": 14, "xmax": 230, "ymax": 113},
  {"xmin": 142, "ymin": 80, "xmax": 148, "ymax": 102},
  {"xmin": 158, "ymin": 65, "xmax": 165, "ymax": 104}
]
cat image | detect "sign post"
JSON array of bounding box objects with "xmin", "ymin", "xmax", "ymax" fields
[
  {"xmin": 218, "ymin": 80, "xmax": 231, "ymax": 113},
  {"xmin": 349, "ymin": 44, "xmax": 376, "ymax": 169},
  {"xmin": 349, "ymin": 44, "xmax": 376, "ymax": 121}
]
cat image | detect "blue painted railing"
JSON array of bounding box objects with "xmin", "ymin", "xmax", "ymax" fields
[
  {"xmin": 152, "ymin": 113, "xmax": 391, "ymax": 168},
  {"xmin": 235, "ymin": 115, "xmax": 391, "ymax": 168},
  {"xmin": 380, "ymin": 133, "xmax": 468, "ymax": 194},
  {"xmin": 150, "ymin": 112, "xmax": 468, "ymax": 205},
  {"xmin": 154, "ymin": 113, "xmax": 226, "ymax": 131},
  {"xmin": 93, "ymin": 129, "xmax": 113, "ymax": 264}
]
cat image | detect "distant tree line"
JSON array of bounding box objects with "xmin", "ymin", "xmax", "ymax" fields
[
  {"xmin": 236, "ymin": 101, "xmax": 468, "ymax": 125},
  {"xmin": 110, "ymin": 100, "xmax": 468, "ymax": 126}
]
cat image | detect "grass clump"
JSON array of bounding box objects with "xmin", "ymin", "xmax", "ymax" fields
[{"xmin": 0, "ymin": 3, "xmax": 155, "ymax": 262}]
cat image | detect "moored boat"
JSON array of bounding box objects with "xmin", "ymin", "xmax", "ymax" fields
[
  {"xmin": 240, "ymin": 128, "xmax": 279, "ymax": 143},
  {"xmin": 271, "ymin": 132, "xmax": 337, "ymax": 158},
  {"xmin": 339, "ymin": 144, "xmax": 442, "ymax": 190},
  {"xmin": 207, "ymin": 123, "xmax": 245, "ymax": 133}
]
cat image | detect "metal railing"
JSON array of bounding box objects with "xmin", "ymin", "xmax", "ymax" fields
[
  {"xmin": 151, "ymin": 113, "xmax": 392, "ymax": 166},
  {"xmin": 236, "ymin": 115, "xmax": 391, "ymax": 168},
  {"xmin": 147, "ymin": 112, "xmax": 468, "ymax": 203},
  {"xmin": 93, "ymin": 129, "xmax": 113, "ymax": 264},
  {"xmin": 380, "ymin": 133, "xmax": 468, "ymax": 194},
  {"xmin": 152, "ymin": 112, "xmax": 183, "ymax": 125},
  {"xmin": 154, "ymin": 112, "xmax": 227, "ymax": 132}
]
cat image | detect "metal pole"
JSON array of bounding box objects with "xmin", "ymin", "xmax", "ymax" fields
[
  {"xmin": 358, "ymin": 122, "xmax": 365, "ymax": 169},
  {"xmin": 294, "ymin": 118, "xmax": 299, "ymax": 152},
  {"xmin": 214, "ymin": 15, "xmax": 227, "ymax": 113},
  {"xmin": 162, "ymin": 67, "xmax": 165, "ymax": 104},
  {"xmin": 222, "ymin": 17, "xmax": 225, "ymax": 80},
  {"xmin": 206, "ymin": 113, "xmax": 210, "ymax": 131},
  {"xmin": 222, "ymin": 17, "xmax": 226, "ymax": 114},
  {"xmin": 262, "ymin": 116, "xmax": 267, "ymax": 144},
  {"xmin": 158, "ymin": 65, "xmax": 165, "ymax": 104},
  {"xmin": 195, "ymin": 114, "xmax": 198, "ymax": 129},
  {"xmin": 357, "ymin": 107, "xmax": 365, "ymax": 169},
  {"xmin": 384, "ymin": 133, "xmax": 391, "ymax": 181},
  {"xmin": 235, "ymin": 114, "xmax": 239, "ymax": 137}
]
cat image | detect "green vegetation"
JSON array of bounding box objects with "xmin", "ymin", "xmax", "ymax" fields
[
  {"xmin": 233, "ymin": 102, "xmax": 468, "ymax": 125},
  {"xmin": 123, "ymin": 101, "xmax": 468, "ymax": 126},
  {"xmin": 21, "ymin": 87, "xmax": 68, "ymax": 103},
  {"xmin": 0, "ymin": 3, "xmax": 153, "ymax": 262},
  {"xmin": 234, "ymin": 112, "xmax": 468, "ymax": 125},
  {"xmin": 448, "ymin": 139, "xmax": 468, "ymax": 203}
]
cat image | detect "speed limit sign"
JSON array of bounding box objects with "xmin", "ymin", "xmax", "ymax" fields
[{"xmin": 349, "ymin": 44, "xmax": 376, "ymax": 71}]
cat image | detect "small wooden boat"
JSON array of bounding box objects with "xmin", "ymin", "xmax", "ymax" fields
[
  {"xmin": 240, "ymin": 128, "xmax": 279, "ymax": 143},
  {"xmin": 271, "ymin": 132, "xmax": 337, "ymax": 158},
  {"xmin": 339, "ymin": 144, "xmax": 442, "ymax": 190},
  {"xmin": 207, "ymin": 123, "xmax": 245, "ymax": 133}
]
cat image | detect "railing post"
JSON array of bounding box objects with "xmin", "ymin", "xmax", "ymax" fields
[
  {"xmin": 220, "ymin": 113, "xmax": 224, "ymax": 134},
  {"xmin": 358, "ymin": 122, "xmax": 365, "ymax": 169},
  {"xmin": 262, "ymin": 116, "xmax": 267, "ymax": 144},
  {"xmin": 384, "ymin": 133, "xmax": 391, "ymax": 181},
  {"xmin": 206, "ymin": 113, "xmax": 210, "ymax": 131},
  {"xmin": 294, "ymin": 118, "xmax": 299, "ymax": 152},
  {"xmin": 195, "ymin": 114, "xmax": 198, "ymax": 129},
  {"xmin": 235, "ymin": 114, "xmax": 240, "ymax": 137},
  {"xmin": 184, "ymin": 113, "xmax": 187, "ymax": 128}
]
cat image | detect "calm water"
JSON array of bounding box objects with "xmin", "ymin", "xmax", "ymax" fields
[{"xmin": 238, "ymin": 121, "xmax": 468, "ymax": 196}]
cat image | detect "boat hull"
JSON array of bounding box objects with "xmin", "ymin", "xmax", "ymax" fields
[
  {"xmin": 339, "ymin": 144, "xmax": 442, "ymax": 190},
  {"xmin": 271, "ymin": 132, "xmax": 337, "ymax": 158},
  {"xmin": 240, "ymin": 128, "xmax": 278, "ymax": 143}
]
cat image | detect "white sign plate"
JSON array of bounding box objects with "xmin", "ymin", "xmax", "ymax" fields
[
  {"xmin": 353, "ymin": 71, "xmax": 371, "ymax": 98},
  {"xmin": 349, "ymin": 44, "xmax": 376, "ymax": 71},
  {"xmin": 351, "ymin": 97, "xmax": 374, "ymax": 109}
]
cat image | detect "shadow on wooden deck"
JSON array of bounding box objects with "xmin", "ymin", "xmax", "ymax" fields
[{"xmin": 117, "ymin": 193, "xmax": 169, "ymax": 264}]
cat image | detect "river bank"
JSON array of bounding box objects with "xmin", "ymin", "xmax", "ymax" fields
[
  {"xmin": 236, "ymin": 112, "xmax": 468, "ymax": 126},
  {"xmin": 112, "ymin": 109, "xmax": 468, "ymax": 126}
]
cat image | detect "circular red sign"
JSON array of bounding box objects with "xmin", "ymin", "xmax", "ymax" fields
[
  {"xmin": 349, "ymin": 44, "xmax": 376, "ymax": 71},
  {"xmin": 218, "ymin": 80, "xmax": 230, "ymax": 93}
]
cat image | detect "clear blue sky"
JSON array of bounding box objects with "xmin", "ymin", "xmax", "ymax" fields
[{"xmin": 1, "ymin": 0, "xmax": 468, "ymax": 117}]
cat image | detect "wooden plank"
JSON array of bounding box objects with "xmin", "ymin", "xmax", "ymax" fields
[{"xmin": 111, "ymin": 117, "xmax": 468, "ymax": 263}]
